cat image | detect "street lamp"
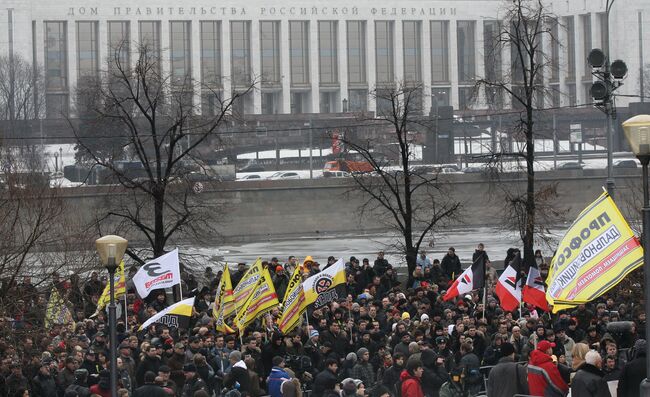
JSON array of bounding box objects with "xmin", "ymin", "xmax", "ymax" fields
[
  {"xmin": 95, "ymin": 235, "xmax": 128, "ymax": 397},
  {"xmin": 342, "ymin": 98, "xmax": 348, "ymax": 113},
  {"xmin": 621, "ymin": 114, "xmax": 650, "ymax": 396}
]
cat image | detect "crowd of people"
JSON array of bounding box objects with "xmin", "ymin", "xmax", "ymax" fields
[{"xmin": 0, "ymin": 244, "xmax": 647, "ymax": 397}]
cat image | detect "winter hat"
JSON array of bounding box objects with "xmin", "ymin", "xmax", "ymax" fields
[
  {"xmin": 401, "ymin": 312, "xmax": 411, "ymax": 320},
  {"xmin": 341, "ymin": 378, "xmax": 358, "ymax": 393},
  {"xmin": 501, "ymin": 342, "xmax": 515, "ymax": 357},
  {"xmin": 346, "ymin": 352, "xmax": 357, "ymax": 363},
  {"xmin": 356, "ymin": 347, "xmax": 369, "ymax": 357},
  {"xmin": 537, "ymin": 340, "xmax": 556, "ymax": 352},
  {"xmin": 421, "ymin": 314, "xmax": 430, "ymax": 322},
  {"xmin": 229, "ymin": 350, "xmax": 242, "ymax": 361},
  {"xmin": 276, "ymin": 266, "xmax": 284, "ymax": 272},
  {"xmin": 310, "ymin": 330, "xmax": 319, "ymax": 338}
]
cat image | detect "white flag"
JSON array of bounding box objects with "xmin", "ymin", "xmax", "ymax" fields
[{"xmin": 133, "ymin": 249, "xmax": 181, "ymax": 299}]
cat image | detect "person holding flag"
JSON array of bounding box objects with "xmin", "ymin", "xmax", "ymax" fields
[{"xmin": 495, "ymin": 251, "xmax": 523, "ymax": 312}]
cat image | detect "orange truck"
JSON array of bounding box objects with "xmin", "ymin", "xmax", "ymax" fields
[{"xmin": 323, "ymin": 159, "xmax": 373, "ymax": 176}]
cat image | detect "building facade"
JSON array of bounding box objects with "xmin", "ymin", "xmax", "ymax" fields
[{"xmin": 0, "ymin": 0, "xmax": 648, "ymax": 119}]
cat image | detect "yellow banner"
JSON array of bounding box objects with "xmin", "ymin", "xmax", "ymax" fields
[
  {"xmin": 232, "ymin": 258, "xmax": 262, "ymax": 311},
  {"xmin": 234, "ymin": 267, "xmax": 279, "ymax": 331},
  {"xmin": 303, "ymin": 258, "xmax": 346, "ymax": 308},
  {"xmin": 45, "ymin": 288, "xmax": 74, "ymax": 329},
  {"xmin": 546, "ymin": 192, "xmax": 643, "ymax": 312},
  {"xmin": 278, "ymin": 266, "xmax": 306, "ymax": 334},
  {"xmin": 97, "ymin": 260, "xmax": 126, "ymax": 310},
  {"xmin": 213, "ymin": 265, "xmax": 236, "ymax": 333}
]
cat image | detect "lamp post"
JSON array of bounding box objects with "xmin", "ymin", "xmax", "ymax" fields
[
  {"xmin": 342, "ymin": 98, "xmax": 348, "ymax": 113},
  {"xmin": 95, "ymin": 235, "xmax": 128, "ymax": 397},
  {"xmin": 621, "ymin": 115, "xmax": 650, "ymax": 396}
]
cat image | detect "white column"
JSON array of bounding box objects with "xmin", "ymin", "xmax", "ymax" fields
[
  {"xmin": 98, "ymin": 20, "xmax": 107, "ymax": 71},
  {"xmin": 280, "ymin": 20, "xmax": 291, "ymax": 113},
  {"xmin": 338, "ymin": 21, "xmax": 348, "ymax": 111},
  {"xmin": 250, "ymin": 20, "xmax": 262, "ymax": 114},
  {"xmin": 367, "ymin": 20, "xmax": 376, "ymax": 112},
  {"xmin": 422, "ymin": 20, "xmax": 432, "ymax": 114},
  {"xmin": 576, "ymin": 16, "xmax": 586, "ymax": 105},
  {"xmin": 67, "ymin": 21, "xmax": 77, "ymax": 117},
  {"xmin": 160, "ymin": 21, "xmax": 170, "ymax": 83},
  {"xmin": 309, "ymin": 20, "xmax": 319, "ymax": 112},
  {"xmin": 449, "ymin": 20, "xmax": 459, "ymax": 109},
  {"xmin": 394, "ymin": 20, "xmax": 404, "ymax": 85},
  {"xmin": 474, "ymin": 20, "xmax": 486, "ymax": 109},
  {"xmin": 558, "ymin": 18, "xmax": 568, "ymax": 107},
  {"xmin": 190, "ymin": 21, "xmax": 202, "ymax": 111},
  {"xmin": 222, "ymin": 21, "xmax": 232, "ymax": 104}
]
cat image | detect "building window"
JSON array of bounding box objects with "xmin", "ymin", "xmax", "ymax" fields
[
  {"xmin": 483, "ymin": 20, "xmax": 501, "ymax": 82},
  {"xmin": 430, "ymin": 21, "xmax": 449, "ymax": 83},
  {"xmin": 291, "ymin": 92, "xmax": 307, "ymax": 113},
  {"xmin": 319, "ymin": 21, "xmax": 338, "ymax": 85},
  {"xmin": 202, "ymin": 91, "xmax": 221, "ymax": 117},
  {"xmin": 456, "ymin": 21, "xmax": 476, "ymax": 83},
  {"xmin": 107, "ymin": 21, "xmax": 130, "ymax": 71},
  {"xmin": 170, "ymin": 21, "xmax": 192, "ymax": 86},
  {"xmin": 403, "ymin": 21, "xmax": 422, "ymax": 84},
  {"xmin": 347, "ymin": 21, "xmax": 366, "ymax": 85},
  {"xmin": 262, "ymin": 92, "xmax": 280, "ymax": 114},
  {"xmin": 598, "ymin": 13, "xmax": 609, "ymax": 55},
  {"xmin": 231, "ymin": 21, "xmax": 251, "ymax": 87},
  {"xmin": 139, "ymin": 21, "xmax": 161, "ymax": 71},
  {"xmin": 564, "ymin": 16, "xmax": 575, "ymax": 80},
  {"xmin": 320, "ymin": 91, "xmax": 337, "ymax": 113},
  {"xmin": 458, "ymin": 86, "xmax": 476, "ymax": 110},
  {"xmin": 290, "ymin": 21, "xmax": 310, "ymax": 86},
  {"xmin": 348, "ymin": 89, "xmax": 367, "ymax": 112},
  {"xmin": 431, "ymin": 87, "xmax": 450, "ymax": 107},
  {"xmin": 550, "ymin": 18, "xmax": 560, "ymax": 83},
  {"xmin": 375, "ymin": 21, "xmax": 394, "ymax": 85},
  {"xmin": 260, "ymin": 21, "xmax": 281, "ymax": 86},
  {"xmin": 567, "ymin": 84, "xmax": 576, "ymax": 107},
  {"xmin": 45, "ymin": 21, "xmax": 68, "ymax": 118},
  {"xmin": 76, "ymin": 22, "xmax": 98, "ymax": 78},
  {"xmin": 200, "ymin": 21, "xmax": 221, "ymax": 88}
]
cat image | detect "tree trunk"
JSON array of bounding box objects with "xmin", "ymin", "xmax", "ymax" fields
[
  {"xmin": 153, "ymin": 186, "xmax": 166, "ymax": 257},
  {"xmin": 405, "ymin": 246, "xmax": 417, "ymax": 288},
  {"xmin": 523, "ymin": 109, "xmax": 536, "ymax": 268}
]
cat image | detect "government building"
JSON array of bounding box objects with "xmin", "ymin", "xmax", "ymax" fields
[{"xmin": 0, "ymin": 0, "xmax": 648, "ymax": 119}]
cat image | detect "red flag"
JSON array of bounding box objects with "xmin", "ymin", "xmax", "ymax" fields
[
  {"xmin": 523, "ymin": 263, "xmax": 549, "ymax": 311},
  {"xmin": 495, "ymin": 253, "xmax": 522, "ymax": 311},
  {"xmin": 443, "ymin": 257, "xmax": 485, "ymax": 301}
]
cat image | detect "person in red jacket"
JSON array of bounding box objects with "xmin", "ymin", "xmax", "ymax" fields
[
  {"xmin": 528, "ymin": 340, "xmax": 569, "ymax": 397},
  {"xmin": 400, "ymin": 359, "xmax": 424, "ymax": 397}
]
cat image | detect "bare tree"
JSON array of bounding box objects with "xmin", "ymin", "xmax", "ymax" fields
[
  {"xmin": 72, "ymin": 43, "xmax": 250, "ymax": 259},
  {"xmin": 476, "ymin": 0, "xmax": 562, "ymax": 266},
  {"xmin": 0, "ymin": 54, "xmax": 44, "ymax": 137},
  {"xmin": 336, "ymin": 84, "xmax": 461, "ymax": 285}
]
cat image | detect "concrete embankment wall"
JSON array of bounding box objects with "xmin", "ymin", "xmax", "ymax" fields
[{"xmin": 60, "ymin": 169, "xmax": 642, "ymax": 245}]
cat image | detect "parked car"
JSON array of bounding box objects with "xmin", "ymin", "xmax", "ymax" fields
[
  {"xmin": 323, "ymin": 171, "xmax": 351, "ymax": 178},
  {"xmin": 463, "ymin": 166, "xmax": 485, "ymax": 173},
  {"xmin": 558, "ymin": 161, "xmax": 584, "ymax": 170},
  {"xmin": 614, "ymin": 159, "xmax": 638, "ymax": 168},
  {"xmin": 268, "ymin": 171, "xmax": 301, "ymax": 180},
  {"xmin": 238, "ymin": 162, "xmax": 265, "ymax": 173},
  {"xmin": 237, "ymin": 174, "xmax": 263, "ymax": 181}
]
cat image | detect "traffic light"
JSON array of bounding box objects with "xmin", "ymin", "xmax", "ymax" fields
[{"xmin": 587, "ymin": 48, "xmax": 627, "ymax": 108}]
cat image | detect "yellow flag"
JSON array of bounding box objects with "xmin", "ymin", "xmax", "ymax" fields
[
  {"xmin": 278, "ymin": 266, "xmax": 306, "ymax": 334},
  {"xmin": 139, "ymin": 297, "xmax": 195, "ymax": 330},
  {"xmin": 234, "ymin": 267, "xmax": 279, "ymax": 331},
  {"xmin": 303, "ymin": 258, "xmax": 347, "ymax": 308},
  {"xmin": 546, "ymin": 192, "xmax": 643, "ymax": 312},
  {"xmin": 232, "ymin": 258, "xmax": 263, "ymax": 311},
  {"xmin": 45, "ymin": 288, "xmax": 74, "ymax": 329},
  {"xmin": 96, "ymin": 260, "xmax": 126, "ymax": 310},
  {"xmin": 213, "ymin": 265, "xmax": 235, "ymax": 333}
]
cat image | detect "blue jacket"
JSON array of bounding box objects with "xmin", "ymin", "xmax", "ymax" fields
[{"xmin": 267, "ymin": 367, "xmax": 291, "ymax": 397}]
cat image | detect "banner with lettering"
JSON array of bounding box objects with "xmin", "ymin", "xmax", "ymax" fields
[
  {"xmin": 133, "ymin": 249, "xmax": 181, "ymax": 299},
  {"xmin": 278, "ymin": 266, "xmax": 307, "ymax": 334},
  {"xmin": 546, "ymin": 192, "xmax": 643, "ymax": 312},
  {"xmin": 303, "ymin": 258, "xmax": 346, "ymax": 309},
  {"xmin": 139, "ymin": 297, "xmax": 195, "ymax": 330}
]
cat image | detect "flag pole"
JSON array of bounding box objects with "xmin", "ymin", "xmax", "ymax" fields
[
  {"xmin": 482, "ymin": 286, "xmax": 487, "ymax": 321},
  {"xmin": 123, "ymin": 294, "xmax": 128, "ymax": 326}
]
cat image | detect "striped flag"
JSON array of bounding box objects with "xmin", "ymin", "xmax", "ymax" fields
[
  {"xmin": 96, "ymin": 260, "xmax": 126, "ymax": 311},
  {"xmin": 232, "ymin": 258, "xmax": 263, "ymax": 312},
  {"xmin": 523, "ymin": 262, "xmax": 550, "ymax": 311},
  {"xmin": 139, "ymin": 297, "xmax": 195, "ymax": 331},
  {"xmin": 278, "ymin": 266, "xmax": 307, "ymax": 334},
  {"xmin": 443, "ymin": 256, "xmax": 485, "ymax": 301},
  {"xmin": 303, "ymin": 258, "xmax": 347, "ymax": 309},
  {"xmin": 495, "ymin": 252, "xmax": 523, "ymax": 311},
  {"xmin": 234, "ymin": 267, "xmax": 279, "ymax": 331},
  {"xmin": 213, "ymin": 265, "xmax": 236, "ymax": 333}
]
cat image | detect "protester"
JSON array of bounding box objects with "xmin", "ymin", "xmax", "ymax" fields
[
  {"xmin": 570, "ymin": 350, "xmax": 611, "ymax": 397},
  {"xmin": 486, "ymin": 342, "xmax": 528, "ymax": 397},
  {"xmin": 528, "ymin": 340, "xmax": 569, "ymax": 397}
]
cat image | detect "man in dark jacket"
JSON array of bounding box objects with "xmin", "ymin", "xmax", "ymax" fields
[
  {"xmin": 618, "ymin": 339, "xmax": 647, "ymax": 397},
  {"xmin": 420, "ymin": 349, "xmax": 449, "ymax": 397},
  {"xmin": 181, "ymin": 364, "xmax": 208, "ymax": 397},
  {"xmin": 223, "ymin": 351, "xmax": 251, "ymax": 396},
  {"xmin": 133, "ymin": 371, "xmax": 168, "ymax": 397},
  {"xmin": 571, "ymin": 350, "xmax": 611, "ymax": 397},
  {"xmin": 381, "ymin": 353, "xmax": 405, "ymax": 397},
  {"xmin": 272, "ymin": 266, "xmax": 290, "ymax": 302},
  {"xmin": 440, "ymin": 248, "xmax": 461, "ymax": 281},
  {"xmin": 31, "ymin": 360, "xmax": 57, "ymax": 397},
  {"xmin": 312, "ymin": 358, "xmax": 339, "ymax": 397},
  {"xmin": 136, "ymin": 345, "xmax": 162, "ymax": 386},
  {"xmin": 65, "ymin": 369, "xmax": 91, "ymax": 397},
  {"xmin": 486, "ymin": 342, "xmax": 528, "ymax": 397}
]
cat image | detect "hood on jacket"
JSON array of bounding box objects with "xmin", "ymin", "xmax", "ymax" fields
[
  {"xmin": 400, "ymin": 369, "xmax": 419, "ymax": 383},
  {"xmin": 233, "ymin": 360, "xmax": 247, "ymax": 370},
  {"xmin": 421, "ymin": 349, "xmax": 437, "ymax": 368},
  {"xmin": 529, "ymin": 349, "xmax": 553, "ymax": 366}
]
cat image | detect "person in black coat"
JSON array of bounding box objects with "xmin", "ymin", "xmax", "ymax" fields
[
  {"xmin": 133, "ymin": 371, "xmax": 169, "ymax": 397},
  {"xmin": 618, "ymin": 339, "xmax": 647, "ymax": 397},
  {"xmin": 440, "ymin": 248, "xmax": 461, "ymax": 281},
  {"xmin": 420, "ymin": 349, "xmax": 449, "ymax": 397},
  {"xmin": 381, "ymin": 353, "xmax": 404, "ymax": 396},
  {"xmin": 31, "ymin": 361, "xmax": 57, "ymax": 397},
  {"xmin": 311, "ymin": 359, "xmax": 339, "ymax": 397},
  {"xmin": 136, "ymin": 346, "xmax": 162, "ymax": 387},
  {"xmin": 223, "ymin": 351, "xmax": 251, "ymax": 396},
  {"xmin": 571, "ymin": 350, "xmax": 611, "ymax": 397}
]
